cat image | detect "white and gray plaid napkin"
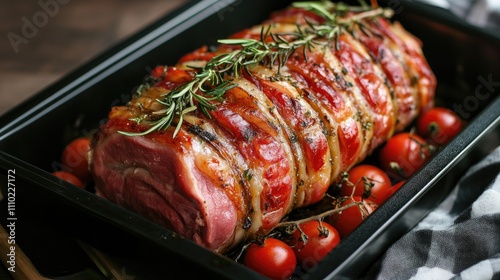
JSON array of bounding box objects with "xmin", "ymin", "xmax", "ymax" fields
[{"xmin": 364, "ymin": 145, "xmax": 500, "ymax": 279}]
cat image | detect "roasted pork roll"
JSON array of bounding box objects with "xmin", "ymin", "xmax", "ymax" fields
[{"xmin": 89, "ymin": 2, "xmax": 435, "ymax": 253}]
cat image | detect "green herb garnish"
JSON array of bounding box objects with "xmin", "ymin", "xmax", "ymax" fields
[{"xmin": 119, "ymin": 1, "xmax": 392, "ymax": 137}]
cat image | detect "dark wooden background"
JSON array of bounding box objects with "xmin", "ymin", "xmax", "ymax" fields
[
  {"xmin": 0, "ymin": 1, "xmax": 188, "ymax": 277},
  {"xmin": 0, "ymin": 0, "xmax": 188, "ymax": 116}
]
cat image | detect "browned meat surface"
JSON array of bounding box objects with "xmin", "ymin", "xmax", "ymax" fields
[{"xmin": 89, "ymin": 3, "xmax": 435, "ymax": 253}]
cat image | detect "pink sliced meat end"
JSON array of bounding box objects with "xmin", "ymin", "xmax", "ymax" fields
[{"xmin": 91, "ymin": 132, "xmax": 237, "ymax": 252}]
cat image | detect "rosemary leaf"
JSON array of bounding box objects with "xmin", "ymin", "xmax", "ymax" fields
[{"xmin": 119, "ymin": 0, "xmax": 393, "ymax": 138}]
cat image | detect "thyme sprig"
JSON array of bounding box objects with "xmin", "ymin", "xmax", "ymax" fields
[{"xmin": 119, "ymin": 1, "xmax": 393, "ymax": 137}]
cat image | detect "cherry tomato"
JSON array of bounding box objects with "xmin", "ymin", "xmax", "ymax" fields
[
  {"xmin": 289, "ymin": 220, "xmax": 340, "ymax": 269},
  {"xmin": 61, "ymin": 137, "xmax": 91, "ymax": 183},
  {"xmin": 388, "ymin": 180, "xmax": 406, "ymax": 196},
  {"xmin": 417, "ymin": 107, "xmax": 462, "ymax": 145},
  {"xmin": 328, "ymin": 196, "xmax": 377, "ymax": 238},
  {"xmin": 379, "ymin": 132, "xmax": 434, "ymax": 180},
  {"xmin": 339, "ymin": 164, "xmax": 392, "ymax": 206},
  {"xmin": 52, "ymin": 171, "xmax": 84, "ymax": 189},
  {"xmin": 244, "ymin": 238, "xmax": 296, "ymax": 280}
]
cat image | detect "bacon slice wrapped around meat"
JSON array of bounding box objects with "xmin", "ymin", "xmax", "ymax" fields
[{"xmin": 89, "ymin": 4, "xmax": 435, "ymax": 253}]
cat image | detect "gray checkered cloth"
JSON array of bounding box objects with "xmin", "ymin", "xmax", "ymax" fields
[{"xmin": 364, "ymin": 145, "xmax": 500, "ymax": 279}]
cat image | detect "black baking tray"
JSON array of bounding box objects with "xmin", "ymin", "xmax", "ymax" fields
[{"xmin": 0, "ymin": 0, "xmax": 499, "ymax": 279}]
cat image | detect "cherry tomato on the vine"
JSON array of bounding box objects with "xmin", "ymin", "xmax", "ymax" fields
[
  {"xmin": 339, "ymin": 164, "xmax": 392, "ymax": 206},
  {"xmin": 379, "ymin": 132, "xmax": 434, "ymax": 180},
  {"xmin": 328, "ymin": 196, "xmax": 377, "ymax": 238},
  {"xmin": 288, "ymin": 220, "xmax": 340, "ymax": 269},
  {"xmin": 52, "ymin": 171, "xmax": 85, "ymax": 189},
  {"xmin": 61, "ymin": 137, "xmax": 91, "ymax": 183},
  {"xmin": 243, "ymin": 238, "xmax": 296, "ymax": 280},
  {"xmin": 417, "ymin": 107, "xmax": 463, "ymax": 145}
]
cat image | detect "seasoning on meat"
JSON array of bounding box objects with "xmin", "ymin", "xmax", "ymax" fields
[{"xmin": 88, "ymin": 1, "xmax": 435, "ymax": 254}]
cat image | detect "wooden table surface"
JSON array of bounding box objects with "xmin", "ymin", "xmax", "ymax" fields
[
  {"xmin": 0, "ymin": 0, "xmax": 189, "ymax": 117},
  {"xmin": 0, "ymin": 1, "xmax": 189, "ymax": 278}
]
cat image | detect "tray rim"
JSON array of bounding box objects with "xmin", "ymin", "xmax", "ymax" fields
[{"xmin": 1, "ymin": 0, "xmax": 500, "ymax": 279}]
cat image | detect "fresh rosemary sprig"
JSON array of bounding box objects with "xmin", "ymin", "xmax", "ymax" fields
[{"xmin": 119, "ymin": 1, "xmax": 392, "ymax": 137}]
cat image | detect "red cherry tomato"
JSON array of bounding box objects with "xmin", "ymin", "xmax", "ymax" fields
[
  {"xmin": 388, "ymin": 180, "xmax": 406, "ymax": 196},
  {"xmin": 379, "ymin": 132, "xmax": 433, "ymax": 180},
  {"xmin": 417, "ymin": 107, "xmax": 463, "ymax": 145},
  {"xmin": 328, "ymin": 196, "xmax": 377, "ymax": 238},
  {"xmin": 339, "ymin": 164, "xmax": 392, "ymax": 206},
  {"xmin": 289, "ymin": 220, "xmax": 340, "ymax": 269},
  {"xmin": 61, "ymin": 137, "xmax": 91, "ymax": 183},
  {"xmin": 52, "ymin": 171, "xmax": 84, "ymax": 189},
  {"xmin": 244, "ymin": 238, "xmax": 296, "ymax": 280}
]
